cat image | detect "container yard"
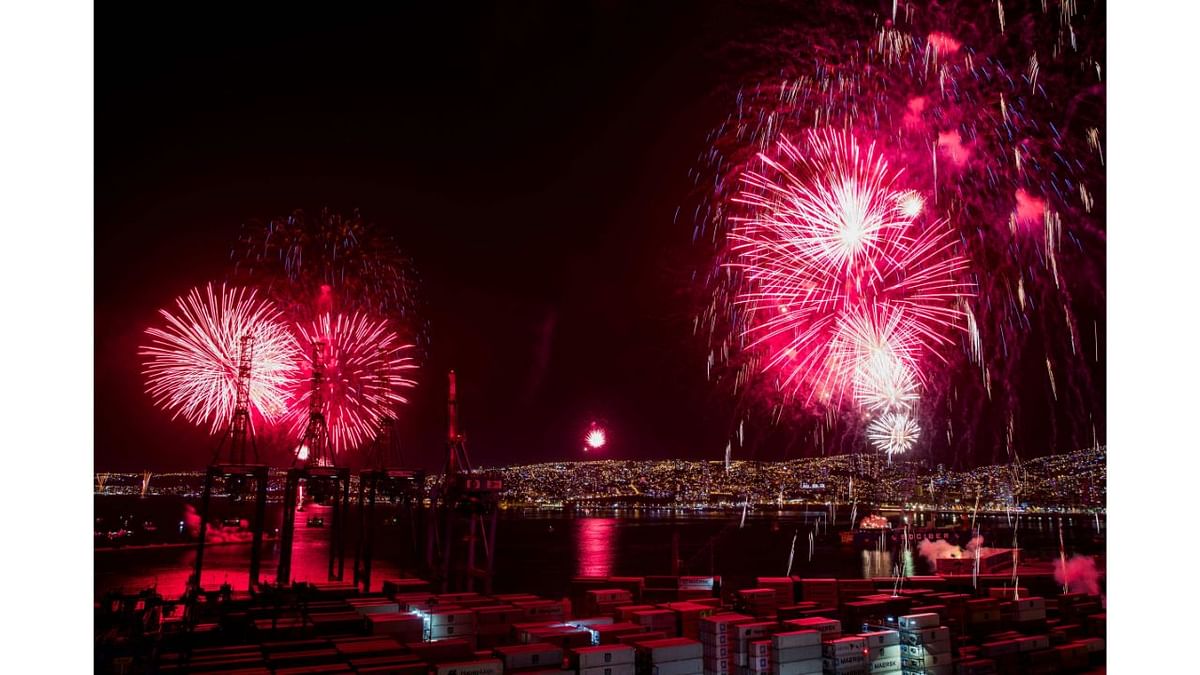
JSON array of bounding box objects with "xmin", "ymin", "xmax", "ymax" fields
[{"xmin": 96, "ymin": 571, "xmax": 1105, "ymax": 673}]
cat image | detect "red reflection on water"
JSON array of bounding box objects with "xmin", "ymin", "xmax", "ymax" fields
[{"xmin": 576, "ymin": 518, "xmax": 616, "ymax": 577}]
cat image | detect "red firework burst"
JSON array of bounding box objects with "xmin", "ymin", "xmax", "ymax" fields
[
  {"xmin": 285, "ymin": 312, "xmax": 418, "ymax": 455},
  {"xmin": 140, "ymin": 283, "xmax": 301, "ymax": 431},
  {"xmin": 728, "ymin": 129, "xmax": 971, "ymax": 408}
]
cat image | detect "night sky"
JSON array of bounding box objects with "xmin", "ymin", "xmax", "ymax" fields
[{"xmin": 96, "ymin": 1, "xmax": 1104, "ymax": 472}]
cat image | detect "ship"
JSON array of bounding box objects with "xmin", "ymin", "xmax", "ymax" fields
[{"xmin": 840, "ymin": 513, "xmax": 975, "ymax": 548}]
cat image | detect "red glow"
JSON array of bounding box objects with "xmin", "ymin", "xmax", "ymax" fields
[
  {"xmin": 903, "ymin": 97, "xmax": 927, "ymax": 128},
  {"xmin": 937, "ymin": 131, "xmax": 970, "ymax": 167},
  {"xmin": 927, "ymin": 32, "xmax": 962, "ymax": 55},
  {"xmin": 1014, "ymin": 189, "xmax": 1047, "ymax": 224},
  {"xmin": 576, "ymin": 518, "xmax": 615, "ymax": 577}
]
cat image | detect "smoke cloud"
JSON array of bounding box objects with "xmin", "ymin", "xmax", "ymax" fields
[
  {"xmin": 917, "ymin": 535, "xmax": 987, "ymax": 566},
  {"xmin": 1054, "ymin": 554, "xmax": 1103, "ymax": 596}
]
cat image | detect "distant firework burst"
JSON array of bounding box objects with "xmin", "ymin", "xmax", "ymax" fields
[
  {"xmin": 140, "ymin": 283, "xmax": 300, "ymax": 432},
  {"xmin": 693, "ymin": 1, "xmax": 1105, "ymax": 461},
  {"xmin": 867, "ymin": 411, "xmax": 921, "ymax": 458},
  {"xmin": 287, "ymin": 312, "xmax": 418, "ymax": 456},
  {"xmin": 584, "ymin": 424, "xmax": 607, "ymax": 451},
  {"xmin": 231, "ymin": 208, "xmax": 427, "ymax": 350}
]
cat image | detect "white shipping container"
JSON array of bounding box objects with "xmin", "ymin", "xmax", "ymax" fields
[
  {"xmin": 429, "ymin": 624, "xmax": 476, "ymax": 639},
  {"xmin": 700, "ymin": 653, "xmax": 734, "ymax": 667},
  {"xmin": 899, "ymin": 626, "xmax": 949, "ymax": 646},
  {"xmin": 821, "ymin": 653, "xmax": 865, "ymax": 670},
  {"xmin": 869, "ymin": 654, "xmax": 899, "ymax": 673},
  {"xmin": 821, "ymin": 637, "xmax": 866, "ymax": 657},
  {"xmin": 650, "ymin": 657, "xmax": 703, "ymax": 675},
  {"xmin": 858, "ymin": 630, "xmax": 899, "ymax": 648},
  {"xmin": 582, "ymin": 665, "xmax": 636, "ymax": 675},
  {"xmin": 702, "ymin": 643, "xmax": 731, "ymax": 659},
  {"xmin": 748, "ymin": 641, "xmax": 771, "ymax": 659},
  {"xmin": 866, "ymin": 645, "xmax": 899, "ymax": 661},
  {"xmin": 430, "ymin": 610, "xmax": 476, "ymax": 627},
  {"xmin": 900, "ymin": 640, "xmax": 951, "ymax": 657},
  {"xmin": 771, "ymin": 630, "xmax": 821, "ymax": 650},
  {"xmin": 769, "ymin": 658, "xmax": 823, "ymax": 675},
  {"xmin": 901, "ymin": 650, "xmax": 953, "ymax": 668},
  {"xmin": 749, "ymin": 656, "xmax": 769, "ymax": 671},
  {"xmin": 769, "ymin": 645, "xmax": 821, "ymax": 663},
  {"xmin": 782, "ymin": 618, "xmax": 840, "ymax": 638},
  {"xmin": 497, "ymin": 644, "xmax": 563, "ymax": 670},
  {"xmin": 572, "ymin": 645, "xmax": 636, "ymax": 669},
  {"xmin": 897, "ymin": 613, "xmax": 939, "ymax": 630},
  {"xmin": 435, "ymin": 658, "xmax": 503, "ymax": 675},
  {"xmin": 639, "ymin": 639, "xmax": 704, "ymax": 663},
  {"xmin": 700, "ymin": 614, "xmax": 754, "ymax": 635},
  {"xmin": 1013, "ymin": 597, "xmax": 1045, "ymax": 612},
  {"xmin": 352, "ymin": 602, "xmax": 401, "ymax": 615},
  {"xmin": 701, "ymin": 632, "xmax": 731, "ymax": 647}
]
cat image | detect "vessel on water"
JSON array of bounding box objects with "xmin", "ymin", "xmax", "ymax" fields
[{"xmin": 841, "ymin": 512, "xmax": 975, "ymax": 548}]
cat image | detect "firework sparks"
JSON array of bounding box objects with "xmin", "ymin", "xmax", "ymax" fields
[
  {"xmin": 285, "ymin": 312, "xmax": 417, "ymax": 456},
  {"xmin": 867, "ymin": 411, "xmax": 921, "ymax": 457},
  {"xmin": 693, "ymin": 1, "xmax": 1104, "ymax": 461},
  {"xmin": 726, "ymin": 129, "xmax": 970, "ymax": 411},
  {"xmin": 584, "ymin": 424, "xmax": 607, "ymax": 450},
  {"xmin": 140, "ymin": 283, "xmax": 300, "ymax": 432}
]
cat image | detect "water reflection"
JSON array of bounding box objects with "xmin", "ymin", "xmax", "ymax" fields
[
  {"xmin": 861, "ymin": 549, "xmax": 916, "ymax": 578},
  {"xmin": 576, "ymin": 518, "xmax": 616, "ymax": 577}
]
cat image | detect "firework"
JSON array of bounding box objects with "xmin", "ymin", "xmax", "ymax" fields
[
  {"xmin": 867, "ymin": 411, "xmax": 921, "ymax": 457},
  {"xmin": 727, "ymin": 128, "xmax": 970, "ymax": 409},
  {"xmin": 584, "ymin": 424, "xmax": 607, "ymax": 450},
  {"xmin": 231, "ymin": 208, "xmax": 427, "ymax": 347},
  {"xmin": 140, "ymin": 283, "xmax": 300, "ymax": 432},
  {"xmin": 286, "ymin": 312, "xmax": 418, "ymax": 456},
  {"xmin": 694, "ymin": 1, "xmax": 1105, "ymax": 460}
]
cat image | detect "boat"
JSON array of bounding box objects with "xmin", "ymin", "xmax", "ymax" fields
[{"xmin": 840, "ymin": 513, "xmax": 975, "ymax": 548}]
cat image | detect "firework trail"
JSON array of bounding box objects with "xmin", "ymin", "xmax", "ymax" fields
[
  {"xmin": 231, "ymin": 208, "xmax": 428, "ymax": 349},
  {"xmin": 693, "ymin": 0, "xmax": 1105, "ymax": 462},
  {"xmin": 140, "ymin": 283, "xmax": 301, "ymax": 432},
  {"xmin": 285, "ymin": 312, "xmax": 418, "ymax": 457}
]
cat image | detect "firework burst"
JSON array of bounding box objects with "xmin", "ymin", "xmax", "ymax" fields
[
  {"xmin": 867, "ymin": 411, "xmax": 921, "ymax": 457},
  {"xmin": 694, "ymin": 0, "xmax": 1104, "ymax": 461},
  {"xmin": 140, "ymin": 283, "xmax": 300, "ymax": 432},
  {"xmin": 286, "ymin": 312, "xmax": 418, "ymax": 456},
  {"xmin": 727, "ymin": 128, "xmax": 971, "ymax": 411}
]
